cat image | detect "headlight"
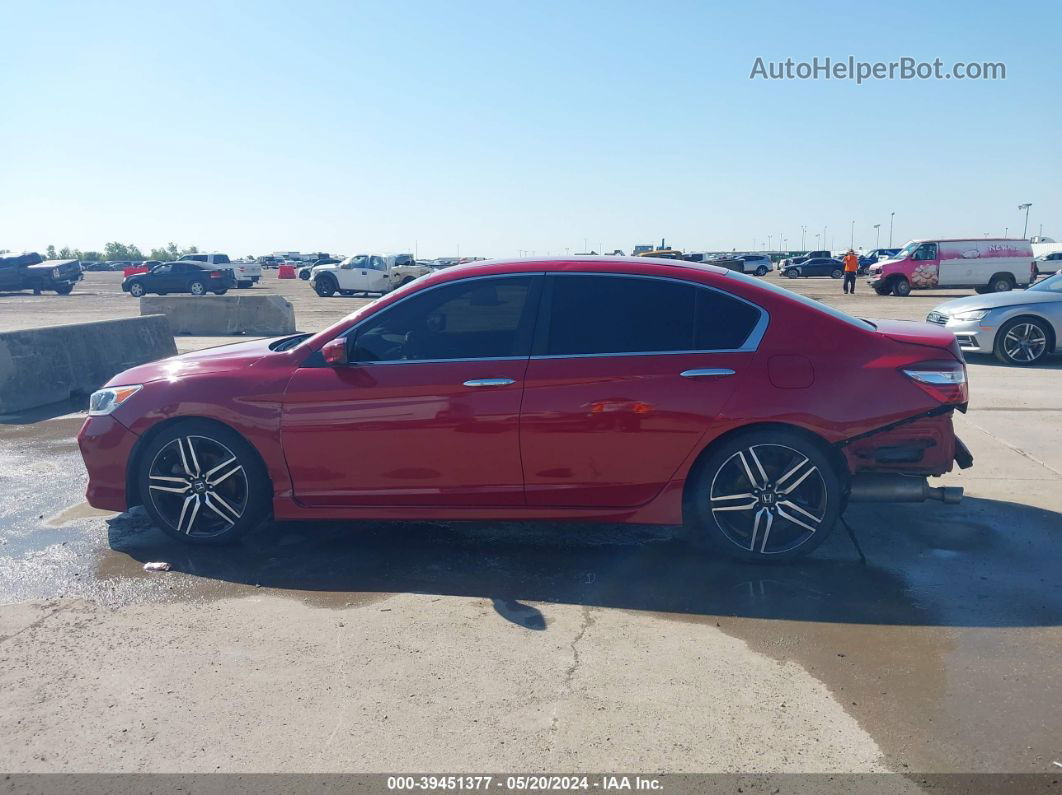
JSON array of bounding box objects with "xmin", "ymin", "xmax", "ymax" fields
[
  {"xmin": 88, "ymin": 385, "xmax": 143, "ymax": 415},
  {"xmin": 953, "ymin": 309, "xmax": 989, "ymax": 322}
]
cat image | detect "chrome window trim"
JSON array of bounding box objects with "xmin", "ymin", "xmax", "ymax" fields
[{"xmin": 329, "ymin": 269, "xmax": 769, "ymax": 366}]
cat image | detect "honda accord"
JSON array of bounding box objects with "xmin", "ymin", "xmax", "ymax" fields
[{"xmin": 79, "ymin": 257, "xmax": 972, "ymax": 561}]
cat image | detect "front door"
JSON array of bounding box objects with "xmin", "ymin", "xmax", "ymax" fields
[
  {"xmin": 520, "ymin": 273, "xmax": 762, "ymax": 507},
  {"xmin": 909, "ymin": 242, "xmax": 941, "ymax": 287},
  {"xmin": 281, "ymin": 274, "xmax": 542, "ymax": 506}
]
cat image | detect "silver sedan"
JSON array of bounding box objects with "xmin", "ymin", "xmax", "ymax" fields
[{"xmin": 927, "ymin": 272, "xmax": 1062, "ymax": 365}]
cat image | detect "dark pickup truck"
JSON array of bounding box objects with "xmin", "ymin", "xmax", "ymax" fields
[{"xmin": 0, "ymin": 252, "xmax": 83, "ymax": 295}]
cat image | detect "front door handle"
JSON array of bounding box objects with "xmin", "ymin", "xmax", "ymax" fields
[
  {"xmin": 680, "ymin": 369, "xmax": 736, "ymax": 378},
  {"xmin": 463, "ymin": 378, "xmax": 516, "ymax": 387}
]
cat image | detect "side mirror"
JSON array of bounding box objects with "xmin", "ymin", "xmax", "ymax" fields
[{"xmin": 322, "ymin": 338, "xmax": 348, "ymax": 366}]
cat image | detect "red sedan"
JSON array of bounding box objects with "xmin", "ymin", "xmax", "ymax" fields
[{"xmin": 78, "ymin": 257, "xmax": 972, "ymax": 561}]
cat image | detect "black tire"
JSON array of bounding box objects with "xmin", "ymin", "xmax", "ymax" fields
[
  {"xmin": 189, "ymin": 280, "xmax": 207, "ymax": 296},
  {"xmin": 399, "ymin": 276, "xmax": 415, "ymax": 286},
  {"xmin": 314, "ymin": 275, "xmax": 337, "ymax": 297},
  {"xmin": 237, "ymin": 280, "xmax": 252, "ymax": 289},
  {"xmin": 128, "ymin": 281, "xmax": 146, "ymax": 298},
  {"xmin": 785, "ymin": 268, "xmax": 800, "ymax": 279},
  {"xmin": 213, "ymin": 289, "xmax": 228, "ymax": 295},
  {"xmin": 298, "ymin": 270, "xmax": 310, "ymax": 281},
  {"xmin": 989, "ymin": 274, "xmax": 1015, "ymax": 293},
  {"xmin": 974, "ymin": 286, "xmax": 992, "ymax": 295},
  {"xmin": 685, "ymin": 429, "xmax": 841, "ymax": 562},
  {"xmin": 54, "ymin": 283, "xmax": 74, "ymax": 295},
  {"xmin": 755, "ymin": 265, "xmax": 769, "ymax": 277},
  {"xmin": 137, "ymin": 420, "xmax": 271, "ymax": 545},
  {"xmin": 873, "ymin": 284, "xmax": 890, "ymax": 296},
  {"xmin": 891, "ymin": 278, "xmax": 912, "ymax": 297},
  {"xmin": 339, "ymin": 290, "xmax": 355, "ymax": 296},
  {"xmin": 830, "ymin": 269, "xmax": 843, "ymax": 279},
  {"xmin": 994, "ymin": 317, "xmax": 1052, "ymax": 366}
]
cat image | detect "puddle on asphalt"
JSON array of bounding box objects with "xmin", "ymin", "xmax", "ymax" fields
[{"xmin": 46, "ymin": 502, "xmax": 117, "ymax": 527}]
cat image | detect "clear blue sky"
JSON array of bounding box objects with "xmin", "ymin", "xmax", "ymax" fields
[{"xmin": 2, "ymin": 0, "xmax": 1059, "ymax": 258}]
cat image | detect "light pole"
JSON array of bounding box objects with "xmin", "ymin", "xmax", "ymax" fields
[
  {"xmin": 850, "ymin": 220, "xmax": 855, "ymax": 250},
  {"xmin": 768, "ymin": 235, "xmax": 773, "ymax": 250},
  {"xmin": 873, "ymin": 223, "xmax": 880, "ymax": 248},
  {"xmin": 889, "ymin": 212, "xmax": 895, "ymax": 246},
  {"xmin": 1004, "ymin": 227, "xmax": 1008, "ymax": 239},
  {"xmin": 822, "ymin": 226, "xmax": 827, "ymax": 252},
  {"xmin": 800, "ymin": 226, "xmax": 807, "ymax": 251},
  {"xmin": 815, "ymin": 233, "xmax": 821, "ymax": 249},
  {"xmin": 1018, "ymin": 203, "xmax": 1032, "ymax": 239}
]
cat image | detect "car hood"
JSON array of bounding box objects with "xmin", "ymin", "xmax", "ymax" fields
[
  {"xmin": 931, "ymin": 290, "xmax": 1062, "ymax": 315},
  {"xmin": 107, "ymin": 337, "xmax": 283, "ymax": 386}
]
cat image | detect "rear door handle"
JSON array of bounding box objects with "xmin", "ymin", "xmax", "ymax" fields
[
  {"xmin": 680, "ymin": 369, "xmax": 735, "ymax": 378},
  {"xmin": 463, "ymin": 378, "xmax": 516, "ymax": 387}
]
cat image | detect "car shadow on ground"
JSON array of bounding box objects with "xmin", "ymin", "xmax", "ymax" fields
[{"xmin": 106, "ymin": 495, "xmax": 1062, "ymax": 629}]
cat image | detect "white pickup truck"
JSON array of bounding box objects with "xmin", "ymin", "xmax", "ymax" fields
[
  {"xmin": 178, "ymin": 253, "xmax": 261, "ymax": 289},
  {"xmin": 310, "ymin": 254, "xmax": 431, "ymax": 297}
]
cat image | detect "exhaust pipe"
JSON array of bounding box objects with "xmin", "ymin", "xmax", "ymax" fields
[{"xmin": 848, "ymin": 474, "xmax": 963, "ymax": 504}]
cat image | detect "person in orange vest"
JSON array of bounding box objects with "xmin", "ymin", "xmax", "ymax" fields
[{"xmin": 842, "ymin": 249, "xmax": 859, "ymax": 294}]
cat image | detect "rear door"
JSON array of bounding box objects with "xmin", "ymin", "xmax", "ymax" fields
[{"xmin": 519, "ymin": 273, "xmax": 764, "ymax": 507}]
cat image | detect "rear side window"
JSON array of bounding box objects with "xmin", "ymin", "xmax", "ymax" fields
[
  {"xmin": 214, "ymin": 255, "xmax": 230, "ymax": 264},
  {"xmin": 542, "ymin": 275, "xmax": 760, "ymax": 356}
]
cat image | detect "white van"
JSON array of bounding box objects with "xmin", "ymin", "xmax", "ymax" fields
[{"xmin": 867, "ymin": 238, "xmax": 1035, "ymax": 296}]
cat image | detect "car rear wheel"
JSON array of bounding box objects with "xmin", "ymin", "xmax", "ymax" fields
[
  {"xmin": 128, "ymin": 282, "xmax": 146, "ymax": 298},
  {"xmin": 989, "ymin": 274, "xmax": 1015, "ymax": 293},
  {"xmin": 138, "ymin": 421, "xmax": 270, "ymax": 545},
  {"xmin": 891, "ymin": 278, "xmax": 912, "ymax": 297},
  {"xmin": 238, "ymin": 280, "xmax": 252, "ymax": 289},
  {"xmin": 830, "ymin": 269, "xmax": 843, "ymax": 279},
  {"xmin": 314, "ymin": 275, "xmax": 338, "ymax": 297},
  {"xmin": 54, "ymin": 283, "xmax": 74, "ymax": 295},
  {"xmin": 785, "ymin": 268, "xmax": 800, "ymax": 279},
  {"xmin": 189, "ymin": 280, "xmax": 207, "ymax": 296},
  {"xmin": 755, "ymin": 265, "xmax": 769, "ymax": 276},
  {"xmin": 995, "ymin": 317, "xmax": 1051, "ymax": 366},
  {"xmin": 213, "ymin": 289, "xmax": 228, "ymax": 295},
  {"xmin": 685, "ymin": 430, "xmax": 840, "ymax": 562}
]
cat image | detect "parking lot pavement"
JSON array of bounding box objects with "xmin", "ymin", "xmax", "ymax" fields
[{"xmin": 0, "ymin": 272, "xmax": 1060, "ymax": 776}]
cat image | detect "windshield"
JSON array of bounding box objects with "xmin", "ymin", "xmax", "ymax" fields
[
  {"xmin": 894, "ymin": 242, "xmax": 918, "ymax": 259},
  {"xmin": 1029, "ymin": 273, "xmax": 1062, "ymax": 293},
  {"xmin": 340, "ymin": 255, "xmax": 370, "ymax": 268}
]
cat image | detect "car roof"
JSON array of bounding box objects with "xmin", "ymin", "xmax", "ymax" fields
[{"xmin": 440, "ymin": 255, "xmax": 730, "ymax": 278}]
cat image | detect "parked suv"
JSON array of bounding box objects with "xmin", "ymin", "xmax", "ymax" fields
[
  {"xmin": 0, "ymin": 252, "xmax": 82, "ymax": 295},
  {"xmin": 178, "ymin": 253, "xmax": 261, "ymax": 288},
  {"xmin": 122, "ymin": 261, "xmax": 236, "ymax": 297},
  {"xmin": 80, "ymin": 257, "xmax": 971, "ymax": 562}
]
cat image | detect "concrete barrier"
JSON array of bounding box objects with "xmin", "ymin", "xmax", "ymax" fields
[
  {"xmin": 0, "ymin": 315, "xmax": 177, "ymax": 414},
  {"xmin": 140, "ymin": 295, "xmax": 296, "ymax": 336}
]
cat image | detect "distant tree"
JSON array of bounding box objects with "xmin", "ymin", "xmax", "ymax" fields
[
  {"xmin": 46, "ymin": 245, "xmax": 57, "ymax": 259},
  {"xmin": 148, "ymin": 248, "xmax": 171, "ymax": 261},
  {"xmin": 58, "ymin": 246, "xmax": 74, "ymax": 259},
  {"xmin": 165, "ymin": 242, "xmax": 180, "ymax": 259},
  {"xmin": 80, "ymin": 251, "xmax": 102, "ymax": 261},
  {"xmin": 103, "ymin": 241, "xmax": 145, "ymax": 261}
]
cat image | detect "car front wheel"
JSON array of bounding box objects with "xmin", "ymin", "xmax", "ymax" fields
[
  {"xmin": 138, "ymin": 421, "xmax": 270, "ymax": 545},
  {"xmin": 128, "ymin": 282, "xmax": 145, "ymax": 298},
  {"xmin": 314, "ymin": 276, "xmax": 338, "ymax": 297},
  {"xmin": 685, "ymin": 430, "xmax": 840, "ymax": 562},
  {"xmin": 995, "ymin": 317, "xmax": 1051, "ymax": 366},
  {"xmin": 785, "ymin": 268, "xmax": 800, "ymax": 279},
  {"xmin": 891, "ymin": 278, "xmax": 912, "ymax": 297}
]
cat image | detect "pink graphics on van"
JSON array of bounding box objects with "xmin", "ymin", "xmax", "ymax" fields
[{"xmin": 868, "ymin": 238, "xmax": 1035, "ymax": 297}]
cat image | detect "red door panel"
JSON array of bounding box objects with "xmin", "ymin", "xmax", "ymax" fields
[
  {"xmin": 281, "ymin": 360, "xmax": 528, "ymax": 506},
  {"xmin": 520, "ymin": 352, "xmax": 753, "ymax": 507}
]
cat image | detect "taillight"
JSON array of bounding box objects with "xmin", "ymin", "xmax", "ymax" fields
[
  {"xmin": 902, "ymin": 360, "xmax": 968, "ymax": 405},
  {"xmin": 210, "ymin": 270, "xmax": 222, "ymax": 278}
]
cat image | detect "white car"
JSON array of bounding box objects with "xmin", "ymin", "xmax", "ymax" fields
[
  {"xmin": 310, "ymin": 254, "xmax": 431, "ymax": 297},
  {"xmin": 178, "ymin": 253, "xmax": 262, "ymax": 289}
]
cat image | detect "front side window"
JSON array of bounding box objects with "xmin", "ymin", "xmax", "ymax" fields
[
  {"xmin": 542, "ymin": 274, "xmax": 760, "ymax": 356},
  {"xmin": 349, "ymin": 276, "xmax": 538, "ymax": 362}
]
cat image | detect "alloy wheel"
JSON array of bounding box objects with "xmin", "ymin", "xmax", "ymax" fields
[
  {"xmin": 147, "ymin": 435, "xmax": 249, "ymax": 538},
  {"xmin": 709, "ymin": 443, "xmax": 828, "ymax": 555},
  {"xmin": 1001, "ymin": 322, "xmax": 1048, "ymax": 363},
  {"xmin": 190, "ymin": 281, "xmax": 206, "ymax": 296}
]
